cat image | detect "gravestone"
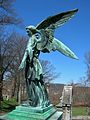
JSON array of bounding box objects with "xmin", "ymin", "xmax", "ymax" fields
[{"xmin": 62, "ymin": 86, "xmax": 73, "ymax": 120}]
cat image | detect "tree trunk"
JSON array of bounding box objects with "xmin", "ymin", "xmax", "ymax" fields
[
  {"xmin": 0, "ymin": 74, "xmax": 3, "ymax": 109},
  {"xmin": 18, "ymin": 84, "xmax": 21, "ymax": 104},
  {"xmin": 11, "ymin": 77, "xmax": 17, "ymax": 98},
  {"xmin": 0, "ymin": 74, "xmax": 3, "ymax": 100},
  {"xmin": 0, "ymin": 44, "xmax": 3, "ymax": 108},
  {"xmin": 16, "ymin": 74, "xmax": 20, "ymax": 103}
]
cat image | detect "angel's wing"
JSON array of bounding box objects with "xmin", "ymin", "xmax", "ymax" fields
[
  {"xmin": 53, "ymin": 38, "xmax": 78, "ymax": 60},
  {"xmin": 36, "ymin": 9, "xmax": 78, "ymax": 30}
]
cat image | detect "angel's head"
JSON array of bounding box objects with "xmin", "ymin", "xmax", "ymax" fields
[
  {"xmin": 26, "ymin": 25, "xmax": 42, "ymax": 42},
  {"xmin": 26, "ymin": 25, "xmax": 39, "ymax": 35},
  {"xmin": 26, "ymin": 26, "xmax": 44, "ymax": 51}
]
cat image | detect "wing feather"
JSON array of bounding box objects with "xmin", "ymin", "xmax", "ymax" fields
[
  {"xmin": 53, "ymin": 38, "xmax": 78, "ymax": 60},
  {"xmin": 36, "ymin": 9, "xmax": 78, "ymax": 30}
]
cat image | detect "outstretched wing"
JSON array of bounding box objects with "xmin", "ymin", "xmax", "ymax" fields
[
  {"xmin": 53, "ymin": 38, "xmax": 78, "ymax": 60},
  {"xmin": 36, "ymin": 9, "xmax": 78, "ymax": 30}
]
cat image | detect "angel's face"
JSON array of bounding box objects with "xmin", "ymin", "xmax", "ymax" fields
[
  {"xmin": 26, "ymin": 25, "xmax": 42, "ymax": 42},
  {"xmin": 26, "ymin": 25, "xmax": 52, "ymax": 51}
]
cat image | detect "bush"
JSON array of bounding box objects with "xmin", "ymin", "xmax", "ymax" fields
[{"xmin": 0, "ymin": 98, "xmax": 18, "ymax": 112}]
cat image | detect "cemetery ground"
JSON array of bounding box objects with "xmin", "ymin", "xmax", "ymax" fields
[
  {"xmin": 0, "ymin": 98, "xmax": 90, "ymax": 116},
  {"xmin": 0, "ymin": 83, "xmax": 90, "ymax": 119},
  {"xmin": 72, "ymin": 106, "xmax": 88, "ymax": 116}
]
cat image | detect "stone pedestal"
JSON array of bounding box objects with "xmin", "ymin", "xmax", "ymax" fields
[{"xmin": 1, "ymin": 105, "xmax": 62, "ymax": 120}]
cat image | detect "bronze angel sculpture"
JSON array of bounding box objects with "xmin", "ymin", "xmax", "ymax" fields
[{"xmin": 19, "ymin": 9, "xmax": 78, "ymax": 108}]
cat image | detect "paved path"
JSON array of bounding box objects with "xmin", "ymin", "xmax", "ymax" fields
[{"xmin": 72, "ymin": 116, "xmax": 90, "ymax": 120}]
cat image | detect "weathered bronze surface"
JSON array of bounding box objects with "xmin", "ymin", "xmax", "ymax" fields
[{"xmin": 19, "ymin": 9, "xmax": 78, "ymax": 108}]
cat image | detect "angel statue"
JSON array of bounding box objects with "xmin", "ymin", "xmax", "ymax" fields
[{"xmin": 19, "ymin": 9, "xmax": 78, "ymax": 108}]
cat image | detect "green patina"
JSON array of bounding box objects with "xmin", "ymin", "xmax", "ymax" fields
[
  {"xmin": 3, "ymin": 105, "xmax": 57, "ymax": 120},
  {"xmin": 1, "ymin": 9, "xmax": 78, "ymax": 120},
  {"xmin": 19, "ymin": 9, "xmax": 78, "ymax": 108}
]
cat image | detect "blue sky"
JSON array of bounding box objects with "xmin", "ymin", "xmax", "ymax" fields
[{"xmin": 14, "ymin": 0, "xmax": 90, "ymax": 84}]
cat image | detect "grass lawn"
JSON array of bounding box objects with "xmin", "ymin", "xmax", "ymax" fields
[{"xmin": 72, "ymin": 106, "xmax": 88, "ymax": 116}]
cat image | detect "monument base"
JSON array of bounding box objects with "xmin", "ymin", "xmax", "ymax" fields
[{"xmin": 1, "ymin": 104, "xmax": 62, "ymax": 120}]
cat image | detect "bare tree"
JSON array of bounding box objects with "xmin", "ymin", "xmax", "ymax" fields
[
  {"xmin": 0, "ymin": 0, "xmax": 22, "ymax": 103},
  {"xmin": 0, "ymin": 0, "xmax": 22, "ymax": 25},
  {"xmin": 7, "ymin": 32, "xmax": 27, "ymax": 103},
  {"xmin": 85, "ymin": 52, "xmax": 90, "ymax": 83},
  {"xmin": 73, "ymin": 52, "xmax": 90, "ymax": 115},
  {"xmin": 40, "ymin": 60, "xmax": 60, "ymax": 83},
  {"xmin": 84, "ymin": 52, "xmax": 90, "ymax": 114}
]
